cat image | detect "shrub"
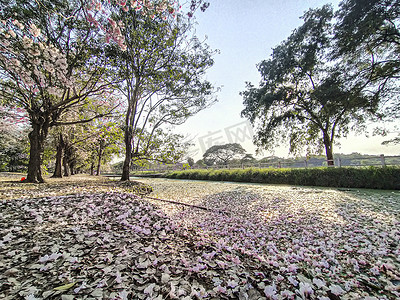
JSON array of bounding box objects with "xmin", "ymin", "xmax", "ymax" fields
[{"xmin": 164, "ymin": 166, "xmax": 400, "ymax": 190}]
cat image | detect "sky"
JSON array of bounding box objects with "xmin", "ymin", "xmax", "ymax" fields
[{"xmin": 175, "ymin": 0, "xmax": 400, "ymax": 161}]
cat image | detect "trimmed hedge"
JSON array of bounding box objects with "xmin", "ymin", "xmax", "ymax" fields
[{"xmin": 164, "ymin": 166, "xmax": 400, "ymax": 190}]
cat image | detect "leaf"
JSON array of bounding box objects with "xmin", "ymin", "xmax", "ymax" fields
[{"xmin": 53, "ymin": 282, "xmax": 76, "ymax": 291}]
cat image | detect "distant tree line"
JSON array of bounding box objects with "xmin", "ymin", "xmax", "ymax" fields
[{"xmin": 191, "ymin": 146, "xmax": 400, "ymax": 169}]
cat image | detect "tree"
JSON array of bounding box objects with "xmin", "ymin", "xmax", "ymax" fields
[
  {"xmin": 241, "ymin": 154, "xmax": 255, "ymax": 164},
  {"xmin": 241, "ymin": 5, "xmax": 376, "ymax": 165},
  {"xmin": 131, "ymin": 128, "xmax": 192, "ymax": 165},
  {"xmin": 203, "ymin": 143, "xmax": 246, "ymax": 166},
  {"xmin": 195, "ymin": 159, "xmax": 205, "ymax": 168},
  {"xmin": 187, "ymin": 157, "xmax": 195, "ymax": 167},
  {"xmin": 335, "ymin": 0, "xmax": 400, "ymax": 141},
  {"xmin": 0, "ymin": 0, "xmax": 116, "ymax": 183},
  {"xmin": 49, "ymin": 98, "xmax": 123, "ymax": 178},
  {"xmin": 107, "ymin": 7, "xmax": 217, "ymax": 181},
  {"xmin": 85, "ymin": 0, "xmax": 210, "ymax": 50},
  {"xmin": 335, "ymin": 0, "xmax": 400, "ymax": 94}
]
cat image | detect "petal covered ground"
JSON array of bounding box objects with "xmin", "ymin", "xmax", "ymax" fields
[{"xmin": 0, "ymin": 175, "xmax": 399, "ymax": 299}]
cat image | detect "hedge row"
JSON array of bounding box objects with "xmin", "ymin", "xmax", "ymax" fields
[{"xmin": 164, "ymin": 166, "xmax": 400, "ymax": 190}]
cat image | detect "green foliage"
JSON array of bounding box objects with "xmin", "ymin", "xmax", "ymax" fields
[
  {"xmin": 107, "ymin": 7, "xmax": 217, "ymax": 180},
  {"xmin": 166, "ymin": 167, "xmax": 400, "ymax": 190},
  {"xmin": 187, "ymin": 157, "xmax": 195, "ymax": 167},
  {"xmin": 241, "ymin": 5, "xmax": 378, "ymax": 164},
  {"xmin": 334, "ymin": 0, "xmax": 400, "ymax": 144},
  {"xmin": 131, "ymin": 128, "xmax": 191, "ymax": 165},
  {"xmin": 0, "ymin": 125, "xmax": 29, "ymax": 172},
  {"xmin": 203, "ymin": 143, "xmax": 247, "ymax": 166}
]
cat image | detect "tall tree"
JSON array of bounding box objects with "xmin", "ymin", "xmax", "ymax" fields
[
  {"xmin": 335, "ymin": 0, "xmax": 400, "ymax": 92},
  {"xmin": 0, "ymin": 0, "xmax": 115, "ymax": 182},
  {"xmin": 85, "ymin": 0, "xmax": 210, "ymax": 51},
  {"xmin": 241, "ymin": 5, "xmax": 376, "ymax": 165},
  {"xmin": 203, "ymin": 143, "xmax": 246, "ymax": 166},
  {"xmin": 335, "ymin": 0, "xmax": 400, "ymax": 140},
  {"xmin": 107, "ymin": 7, "xmax": 217, "ymax": 181}
]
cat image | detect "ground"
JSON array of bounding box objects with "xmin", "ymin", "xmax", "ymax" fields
[{"xmin": 0, "ymin": 173, "xmax": 399, "ymax": 299}]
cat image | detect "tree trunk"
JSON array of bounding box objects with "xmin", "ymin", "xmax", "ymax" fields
[
  {"xmin": 26, "ymin": 121, "xmax": 48, "ymax": 183},
  {"xmin": 96, "ymin": 140, "xmax": 104, "ymax": 176},
  {"xmin": 69, "ymin": 160, "xmax": 75, "ymax": 175},
  {"xmin": 90, "ymin": 162, "xmax": 95, "ymax": 176},
  {"xmin": 323, "ymin": 133, "xmax": 334, "ymax": 166},
  {"xmin": 121, "ymin": 84, "xmax": 139, "ymax": 181},
  {"xmin": 52, "ymin": 134, "xmax": 64, "ymax": 178},
  {"xmin": 121, "ymin": 129, "xmax": 132, "ymax": 181},
  {"xmin": 63, "ymin": 149, "xmax": 70, "ymax": 177}
]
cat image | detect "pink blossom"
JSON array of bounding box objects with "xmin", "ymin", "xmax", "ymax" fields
[
  {"xmin": 107, "ymin": 18, "xmax": 117, "ymax": 28},
  {"xmin": 329, "ymin": 284, "xmax": 345, "ymax": 296},
  {"xmin": 287, "ymin": 264, "xmax": 298, "ymax": 273},
  {"xmin": 115, "ymin": 271, "xmax": 123, "ymax": 283},
  {"xmin": 370, "ymin": 266, "xmax": 380, "ymax": 275},
  {"xmin": 264, "ymin": 284, "xmax": 277, "ymax": 299},
  {"xmin": 298, "ymin": 282, "xmax": 313, "ymax": 298},
  {"xmin": 280, "ymin": 289, "xmax": 294, "ymax": 299},
  {"xmin": 312, "ymin": 278, "xmax": 326, "ymax": 288},
  {"xmin": 227, "ymin": 280, "xmax": 238, "ymax": 288},
  {"xmin": 144, "ymin": 283, "xmax": 155, "ymax": 295},
  {"xmin": 276, "ymin": 274, "xmax": 284, "ymax": 281},
  {"xmin": 288, "ymin": 276, "xmax": 299, "ymax": 286},
  {"xmin": 215, "ymin": 285, "xmax": 227, "ymax": 294}
]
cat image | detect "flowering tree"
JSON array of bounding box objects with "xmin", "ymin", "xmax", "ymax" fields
[
  {"xmin": 0, "ymin": 0, "xmax": 117, "ymax": 182},
  {"xmin": 105, "ymin": 5, "xmax": 217, "ymax": 181},
  {"xmin": 86, "ymin": 0, "xmax": 210, "ymax": 50}
]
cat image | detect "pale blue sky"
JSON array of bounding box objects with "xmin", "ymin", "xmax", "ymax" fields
[{"xmin": 175, "ymin": 0, "xmax": 400, "ymax": 160}]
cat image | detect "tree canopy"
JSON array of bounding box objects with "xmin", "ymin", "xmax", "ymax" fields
[
  {"xmin": 241, "ymin": 5, "xmax": 378, "ymax": 165},
  {"xmin": 106, "ymin": 6, "xmax": 217, "ymax": 180},
  {"xmin": 203, "ymin": 143, "xmax": 246, "ymax": 166},
  {"xmin": 0, "ymin": 0, "xmax": 117, "ymax": 182},
  {"xmin": 334, "ymin": 0, "xmax": 400, "ymax": 141}
]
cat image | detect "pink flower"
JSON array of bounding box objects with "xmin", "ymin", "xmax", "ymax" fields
[
  {"xmin": 264, "ymin": 284, "xmax": 277, "ymax": 299},
  {"xmin": 329, "ymin": 284, "xmax": 345, "ymax": 296},
  {"xmin": 370, "ymin": 266, "xmax": 380, "ymax": 275},
  {"xmin": 312, "ymin": 278, "xmax": 326, "ymax": 288},
  {"xmin": 115, "ymin": 271, "xmax": 123, "ymax": 283},
  {"xmin": 215, "ymin": 285, "xmax": 227, "ymax": 294},
  {"xmin": 288, "ymin": 276, "xmax": 299, "ymax": 286},
  {"xmin": 287, "ymin": 264, "xmax": 298, "ymax": 273},
  {"xmin": 227, "ymin": 280, "xmax": 238, "ymax": 288},
  {"xmin": 232, "ymin": 256, "xmax": 241, "ymax": 264},
  {"xmin": 280, "ymin": 290, "xmax": 295, "ymax": 299},
  {"xmin": 298, "ymin": 282, "xmax": 313, "ymax": 298}
]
